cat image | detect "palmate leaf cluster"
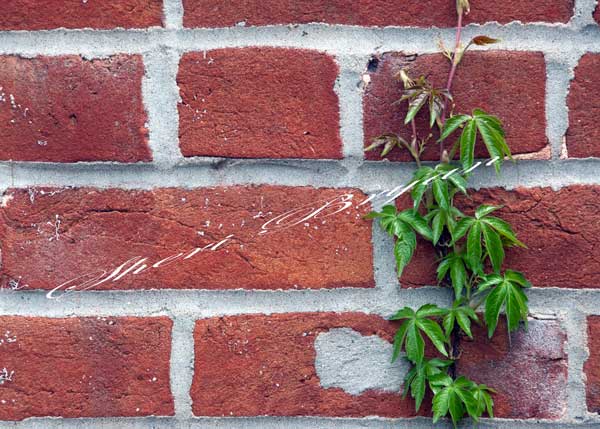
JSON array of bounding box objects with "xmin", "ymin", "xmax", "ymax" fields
[{"xmin": 365, "ymin": 39, "xmax": 532, "ymax": 427}]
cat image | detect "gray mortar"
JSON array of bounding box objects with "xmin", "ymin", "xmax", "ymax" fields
[
  {"xmin": 315, "ymin": 328, "xmax": 410, "ymax": 395},
  {"xmin": 1, "ymin": 0, "xmax": 600, "ymax": 428}
]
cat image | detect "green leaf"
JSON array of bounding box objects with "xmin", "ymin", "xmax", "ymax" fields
[
  {"xmin": 416, "ymin": 318, "xmax": 449, "ymax": 357},
  {"xmin": 432, "ymin": 179, "xmax": 450, "ymax": 211},
  {"xmin": 484, "ymin": 216, "xmax": 526, "ymax": 247},
  {"xmin": 406, "ymin": 322, "xmax": 425, "ymax": 364},
  {"xmin": 389, "ymin": 305, "xmax": 449, "ymax": 364},
  {"xmin": 450, "ymin": 255, "xmax": 467, "ymax": 299},
  {"xmin": 451, "ymin": 216, "xmax": 475, "ymax": 244},
  {"xmin": 395, "ymin": 234, "xmax": 416, "ymax": 277},
  {"xmin": 484, "ymin": 272, "xmax": 530, "ymax": 337},
  {"xmin": 459, "ymin": 119, "xmax": 477, "ymax": 171},
  {"xmin": 482, "ymin": 223, "xmax": 505, "ymax": 272},
  {"xmin": 416, "ymin": 304, "xmax": 448, "ymax": 318},
  {"xmin": 432, "ymin": 385, "xmax": 450, "ymax": 424},
  {"xmin": 390, "ymin": 307, "xmax": 415, "ymax": 320},
  {"xmin": 474, "ymin": 111, "xmax": 510, "ymax": 173},
  {"xmin": 398, "ymin": 209, "xmax": 433, "ymax": 241},
  {"xmin": 475, "ymin": 204, "xmax": 501, "ymax": 219},
  {"xmin": 392, "ymin": 321, "xmax": 410, "ymax": 362},
  {"xmin": 432, "ymin": 210, "xmax": 445, "ymax": 245},
  {"xmin": 440, "ymin": 114, "xmax": 471, "ymax": 141},
  {"xmin": 467, "ymin": 221, "xmax": 482, "ymax": 267}
]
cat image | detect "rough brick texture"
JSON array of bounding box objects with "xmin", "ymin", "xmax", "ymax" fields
[
  {"xmin": 0, "ymin": 186, "xmax": 372, "ymax": 291},
  {"xmin": 183, "ymin": 0, "xmax": 573, "ymax": 27},
  {"xmin": 458, "ymin": 318, "xmax": 567, "ymax": 419},
  {"xmin": 177, "ymin": 48, "xmax": 342, "ymax": 159},
  {"xmin": 0, "ymin": 316, "xmax": 173, "ymax": 420},
  {"xmin": 399, "ymin": 185, "xmax": 600, "ymax": 289},
  {"xmin": 567, "ymin": 54, "xmax": 600, "ymax": 158},
  {"xmin": 191, "ymin": 312, "xmax": 567, "ymax": 419},
  {"xmin": 364, "ymin": 51, "xmax": 548, "ymax": 161},
  {"xmin": 585, "ymin": 316, "xmax": 600, "ymax": 413},
  {"xmin": 0, "ymin": 0, "xmax": 163, "ymax": 30},
  {"xmin": 0, "ymin": 55, "xmax": 150, "ymax": 163}
]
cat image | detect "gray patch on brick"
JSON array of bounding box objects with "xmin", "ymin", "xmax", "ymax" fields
[{"xmin": 315, "ymin": 328, "xmax": 409, "ymax": 395}]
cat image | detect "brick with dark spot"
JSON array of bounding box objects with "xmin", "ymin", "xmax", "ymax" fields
[
  {"xmin": 183, "ymin": 0, "xmax": 573, "ymax": 27},
  {"xmin": 0, "ymin": 0, "xmax": 163, "ymax": 30},
  {"xmin": 457, "ymin": 318, "xmax": 568, "ymax": 419},
  {"xmin": 0, "ymin": 55, "xmax": 150, "ymax": 162},
  {"xmin": 177, "ymin": 48, "xmax": 342, "ymax": 159},
  {"xmin": 398, "ymin": 186, "xmax": 600, "ymax": 289},
  {"xmin": 364, "ymin": 51, "xmax": 548, "ymax": 161},
  {"xmin": 191, "ymin": 312, "xmax": 567, "ymax": 419},
  {"xmin": 585, "ymin": 316, "xmax": 600, "ymax": 413},
  {"xmin": 0, "ymin": 317, "xmax": 173, "ymax": 420},
  {"xmin": 0, "ymin": 186, "xmax": 373, "ymax": 291},
  {"xmin": 567, "ymin": 54, "xmax": 600, "ymax": 158}
]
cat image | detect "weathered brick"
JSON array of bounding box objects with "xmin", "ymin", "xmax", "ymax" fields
[
  {"xmin": 0, "ymin": 55, "xmax": 150, "ymax": 162},
  {"xmin": 177, "ymin": 48, "xmax": 342, "ymax": 159},
  {"xmin": 585, "ymin": 316, "xmax": 600, "ymax": 413},
  {"xmin": 567, "ymin": 54, "xmax": 600, "ymax": 158},
  {"xmin": 191, "ymin": 313, "xmax": 412, "ymax": 417},
  {"xmin": 191, "ymin": 312, "xmax": 567, "ymax": 419},
  {"xmin": 0, "ymin": 316, "xmax": 173, "ymax": 420},
  {"xmin": 364, "ymin": 51, "xmax": 548, "ymax": 161},
  {"xmin": 0, "ymin": 186, "xmax": 373, "ymax": 292},
  {"xmin": 183, "ymin": 0, "xmax": 573, "ymax": 27},
  {"xmin": 399, "ymin": 186, "xmax": 600, "ymax": 289},
  {"xmin": 457, "ymin": 318, "xmax": 567, "ymax": 419},
  {"xmin": 0, "ymin": 0, "xmax": 163, "ymax": 30}
]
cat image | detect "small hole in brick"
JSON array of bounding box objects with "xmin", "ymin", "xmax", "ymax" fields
[{"xmin": 367, "ymin": 57, "xmax": 379, "ymax": 72}]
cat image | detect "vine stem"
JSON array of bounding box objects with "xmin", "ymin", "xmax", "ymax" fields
[{"xmin": 440, "ymin": 10, "xmax": 463, "ymax": 160}]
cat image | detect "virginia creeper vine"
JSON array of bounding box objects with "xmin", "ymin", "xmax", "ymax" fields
[{"xmin": 365, "ymin": 1, "xmax": 530, "ymax": 426}]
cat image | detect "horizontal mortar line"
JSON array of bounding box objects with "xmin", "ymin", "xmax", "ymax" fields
[
  {"xmin": 1, "ymin": 159, "xmax": 600, "ymax": 192},
  {"xmin": 1, "ymin": 287, "xmax": 600, "ymax": 318},
  {"xmin": 0, "ymin": 23, "xmax": 600, "ymax": 56},
  {"xmin": 0, "ymin": 415, "xmax": 599, "ymax": 429},
  {"xmin": 0, "ymin": 287, "xmax": 452, "ymax": 318}
]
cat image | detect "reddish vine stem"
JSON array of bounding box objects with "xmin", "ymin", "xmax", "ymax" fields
[{"xmin": 440, "ymin": 10, "xmax": 464, "ymax": 159}]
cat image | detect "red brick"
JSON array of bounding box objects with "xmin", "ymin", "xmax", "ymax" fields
[
  {"xmin": 399, "ymin": 185, "xmax": 600, "ymax": 289},
  {"xmin": 0, "ymin": 186, "xmax": 373, "ymax": 292},
  {"xmin": 586, "ymin": 316, "xmax": 600, "ymax": 413},
  {"xmin": 458, "ymin": 318, "xmax": 567, "ymax": 419},
  {"xmin": 0, "ymin": 0, "xmax": 163, "ymax": 30},
  {"xmin": 0, "ymin": 55, "xmax": 150, "ymax": 163},
  {"xmin": 191, "ymin": 313, "xmax": 412, "ymax": 417},
  {"xmin": 364, "ymin": 51, "xmax": 548, "ymax": 161},
  {"xmin": 177, "ymin": 48, "xmax": 342, "ymax": 159},
  {"xmin": 183, "ymin": 0, "xmax": 573, "ymax": 27},
  {"xmin": 191, "ymin": 312, "xmax": 567, "ymax": 419},
  {"xmin": 0, "ymin": 316, "xmax": 173, "ymax": 420},
  {"xmin": 567, "ymin": 54, "xmax": 600, "ymax": 158}
]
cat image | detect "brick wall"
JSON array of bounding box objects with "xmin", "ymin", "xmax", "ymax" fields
[{"xmin": 0, "ymin": 1, "xmax": 599, "ymax": 428}]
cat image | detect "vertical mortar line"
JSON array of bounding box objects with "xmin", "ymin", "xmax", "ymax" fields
[
  {"xmin": 571, "ymin": 0, "xmax": 599, "ymax": 29},
  {"xmin": 142, "ymin": 48, "xmax": 185, "ymax": 169},
  {"xmin": 163, "ymin": 0, "xmax": 185, "ymax": 30},
  {"xmin": 544, "ymin": 52, "xmax": 581, "ymax": 159},
  {"xmin": 170, "ymin": 315, "xmax": 196, "ymax": 418},
  {"xmin": 564, "ymin": 309, "xmax": 590, "ymax": 421},
  {"xmin": 335, "ymin": 54, "xmax": 371, "ymax": 161}
]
